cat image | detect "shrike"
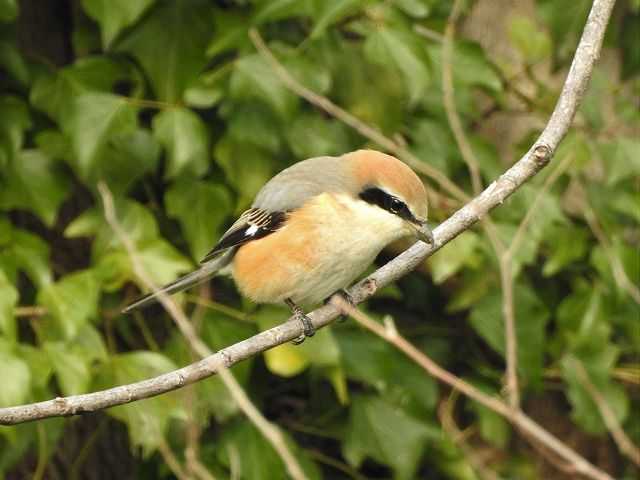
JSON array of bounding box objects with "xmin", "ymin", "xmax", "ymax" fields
[{"xmin": 124, "ymin": 149, "xmax": 434, "ymax": 343}]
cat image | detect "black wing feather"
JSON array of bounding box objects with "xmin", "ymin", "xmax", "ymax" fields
[{"xmin": 199, "ymin": 209, "xmax": 287, "ymax": 263}]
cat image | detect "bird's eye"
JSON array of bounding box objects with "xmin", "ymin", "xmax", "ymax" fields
[{"xmin": 389, "ymin": 197, "xmax": 404, "ymax": 214}]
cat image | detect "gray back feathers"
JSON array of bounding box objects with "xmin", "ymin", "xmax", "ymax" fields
[{"xmin": 252, "ymin": 155, "xmax": 358, "ymax": 212}]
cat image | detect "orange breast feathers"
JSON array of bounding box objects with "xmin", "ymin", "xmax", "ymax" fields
[{"xmin": 231, "ymin": 196, "xmax": 327, "ymax": 304}]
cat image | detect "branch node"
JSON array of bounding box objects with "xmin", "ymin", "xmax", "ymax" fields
[{"xmin": 533, "ymin": 144, "xmax": 552, "ymax": 166}]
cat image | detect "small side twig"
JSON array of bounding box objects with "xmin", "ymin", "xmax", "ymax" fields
[
  {"xmin": 98, "ymin": 183, "xmax": 308, "ymax": 480},
  {"xmin": 331, "ymin": 296, "xmax": 613, "ymax": 480},
  {"xmin": 572, "ymin": 359, "xmax": 640, "ymax": 466}
]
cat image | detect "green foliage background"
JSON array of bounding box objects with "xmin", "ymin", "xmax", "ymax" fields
[{"xmin": 0, "ymin": 0, "xmax": 638, "ymax": 478}]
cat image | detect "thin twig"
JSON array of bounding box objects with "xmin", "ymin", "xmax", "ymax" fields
[
  {"xmin": 158, "ymin": 438, "xmax": 189, "ymax": 480},
  {"xmin": 14, "ymin": 306, "xmax": 47, "ymax": 317},
  {"xmin": 331, "ymin": 297, "xmax": 613, "ymax": 480},
  {"xmin": 442, "ymin": 0, "xmax": 483, "ymax": 195},
  {"xmin": 583, "ymin": 202, "xmax": 640, "ymax": 304},
  {"xmin": 438, "ymin": 392, "xmax": 502, "ymax": 480},
  {"xmin": 572, "ymin": 359, "xmax": 640, "ymax": 466},
  {"xmin": 98, "ymin": 183, "xmax": 308, "ymax": 480},
  {"xmin": 439, "ymin": 0, "xmax": 520, "ymax": 408}
]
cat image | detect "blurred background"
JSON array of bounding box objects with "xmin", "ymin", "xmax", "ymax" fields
[{"xmin": 0, "ymin": 0, "xmax": 638, "ymax": 478}]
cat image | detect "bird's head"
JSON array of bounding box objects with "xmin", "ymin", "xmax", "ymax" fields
[{"xmin": 346, "ymin": 150, "xmax": 434, "ymax": 245}]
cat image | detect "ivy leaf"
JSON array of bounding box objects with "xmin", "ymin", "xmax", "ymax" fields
[
  {"xmin": 285, "ymin": 112, "xmax": 353, "ymax": 159},
  {"xmin": 508, "ymin": 16, "xmax": 552, "ymax": 64},
  {"xmin": 0, "ymin": 96, "xmax": 30, "ymax": 164},
  {"xmin": 427, "ymin": 231, "xmax": 480, "ymax": 284},
  {"xmin": 214, "ymin": 136, "xmax": 274, "ymax": 208},
  {"xmin": 469, "ymin": 285, "xmax": 549, "ymax": 385},
  {"xmin": 94, "ymin": 351, "xmax": 181, "ymax": 454},
  {"xmin": 229, "ymin": 54, "xmax": 298, "ymax": 120},
  {"xmin": 364, "ymin": 25, "xmax": 431, "ymax": 105},
  {"xmin": 118, "ymin": 0, "xmax": 213, "ymax": 102},
  {"xmin": 310, "ymin": 0, "xmax": 367, "ymax": 39},
  {"xmin": 44, "ymin": 342, "xmax": 91, "ymax": 395},
  {"xmin": 152, "ymin": 107, "xmax": 210, "ymax": 179},
  {"xmin": 337, "ymin": 328, "xmax": 438, "ymax": 412},
  {"xmin": 0, "ymin": 150, "xmax": 70, "ymax": 227},
  {"xmin": 218, "ymin": 420, "xmax": 321, "ymax": 480},
  {"xmin": 0, "ymin": 0, "xmax": 18, "ymax": 23},
  {"xmin": 343, "ymin": 395, "xmax": 430, "ymax": 480},
  {"xmin": 65, "ymin": 92, "xmax": 138, "ymax": 180},
  {"xmin": 136, "ymin": 239, "xmax": 192, "ymax": 287},
  {"xmin": 81, "ymin": 0, "xmax": 156, "ymax": 48},
  {"xmin": 30, "ymin": 57, "xmax": 132, "ymax": 124},
  {"xmin": 165, "ymin": 179, "xmax": 231, "ymax": 260},
  {"xmin": 0, "ymin": 269, "xmax": 18, "ymax": 340},
  {"xmin": 0, "ymin": 227, "xmax": 52, "ymax": 288},
  {"xmin": 37, "ymin": 270, "xmax": 100, "ymax": 340},
  {"xmin": 0, "ymin": 351, "xmax": 30, "ymax": 408}
]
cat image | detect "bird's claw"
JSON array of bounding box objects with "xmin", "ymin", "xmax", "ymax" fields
[{"xmin": 286, "ymin": 298, "xmax": 315, "ymax": 345}]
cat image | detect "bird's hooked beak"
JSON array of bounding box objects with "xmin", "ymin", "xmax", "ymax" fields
[{"xmin": 410, "ymin": 219, "xmax": 434, "ymax": 245}]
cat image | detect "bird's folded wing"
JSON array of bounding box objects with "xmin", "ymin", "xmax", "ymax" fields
[{"xmin": 199, "ymin": 208, "xmax": 287, "ymax": 263}]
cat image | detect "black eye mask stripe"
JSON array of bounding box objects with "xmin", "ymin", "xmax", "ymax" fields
[{"xmin": 359, "ymin": 187, "xmax": 420, "ymax": 224}]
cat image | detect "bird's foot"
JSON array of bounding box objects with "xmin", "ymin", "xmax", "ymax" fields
[
  {"xmin": 286, "ymin": 299, "xmax": 315, "ymax": 345},
  {"xmin": 324, "ymin": 289, "xmax": 355, "ymax": 322}
]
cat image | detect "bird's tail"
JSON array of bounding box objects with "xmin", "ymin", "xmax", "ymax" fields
[{"xmin": 122, "ymin": 254, "xmax": 229, "ymax": 313}]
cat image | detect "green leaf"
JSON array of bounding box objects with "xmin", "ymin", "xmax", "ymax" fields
[
  {"xmin": 65, "ymin": 92, "xmax": 138, "ymax": 180},
  {"xmin": 90, "ymin": 129, "xmax": 161, "ymax": 195},
  {"xmin": 537, "ymin": 0, "xmax": 590, "ymax": 66},
  {"xmin": 469, "ymin": 285, "xmax": 549, "ymax": 385},
  {"xmin": 337, "ymin": 328, "xmax": 438, "ymax": 411},
  {"xmin": 44, "ymin": 342, "xmax": 91, "ymax": 395},
  {"xmin": 118, "ymin": 0, "xmax": 213, "ymax": 102},
  {"xmin": 395, "ymin": 0, "xmax": 431, "ymax": 18},
  {"xmin": 165, "ymin": 179, "xmax": 231, "ymax": 260},
  {"xmin": 0, "ymin": 96, "xmax": 30, "ymax": 163},
  {"xmin": 285, "ymin": 112, "xmax": 353, "ymax": 159},
  {"xmin": 229, "ymin": 53, "xmax": 298, "ymax": 120},
  {"xmin": 94, "ymin": 351, "xmax": 181, "ymax": 454},
  {"xmin": 152, "ymin": 107, "xmax": 210, "ymax": 179},
  {"xmin": 0, "ymin": 150, "xmax": 71, "ymax": 226},
  {"xmin": 81, "ymin": 0, "xmax": 156, "ymax": 48},
  {"xmin": 218, "ymin": 420, "xmax": 321, "ymax": 480},
  {"xmin": 253, "ymin": 0, "xmax": 313, "ymax": 23},
  {"xmin": 600, "ymin": 137, "xmax": 640, "ymax": 186},
  {"xmin": 343, "ymin": 395, "xmax": 430, "ymax": 480},
  {"xmin": 508, "ymin": 16, "xmax": 552, "ymax": 64},
  {"xmin": 364, "ymin": 25, "xmax": 431, "ymax": 104},
  {"xmin": 37, "ymin": 270, "xmax": 100, "ymax": 340},
  {"xmin": 0, "ymin": 0, "xmax": 18, "ymax": 23},
  {"xmin": 226, "ymin": 103, "xmax": 283, "ymax": 153},
  {"xmin": 136, "ymin": 238, "xmax": 192, "ymax": 287},
  {"xmin": 30, "ymin": 56, "xmax": 132, "ymax": 124},
  {"xmin": 427, "ymin": 40, "xmax": 502, "ymax": 92},
  {"xmin": 0, "ymin": 269, "xmax": 17, "ymax": 340},
  {"xmin": 427, "ymin": 231, "xmax": 480, "ymax": 284},
  {"xmin": 214, "ymin": 136, "xmax": 274, "ymax": 208},
  {"xmin": 0, "ymin": 40, "xmax": 30, "ymax": 86},
  {"xmin": 310, "ymin": 0, "xmax": 368, "ymax": 39},
  {"xmin": 542, "ymin": 224, "xmax": 589, "ymax": 276},
  {"xmin": 0, "ymin": 228, "xmax": 52, "ymax": 288},
  {"xmin": 0, "ymin": 351, "xmax": 30, "ymax": 407}
]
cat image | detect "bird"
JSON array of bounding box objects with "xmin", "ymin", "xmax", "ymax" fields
[{"xmin": 124, "ymin": 149, "xmax": 434, "ymax": 343}]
